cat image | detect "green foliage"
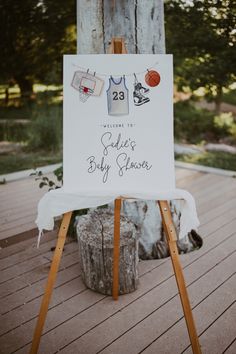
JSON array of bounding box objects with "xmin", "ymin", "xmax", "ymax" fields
[
  {"xmin": 174, "ymin": 101, "xmax": 236, "ymax": 144},
  {"xmin": 27, "ymin": 103, "xmax": 62, "ymax": 151},
  {"xmin": 214, "ymin": 112, "xmax": 234, "ymax": 130},
  {"xmin": 0, "ymin": 152, "xmax": 61, "ymax": 175},
  {"xmin": 31, "ymin": 167, "xmax": 62, "ymax": 190},
  {"xmin": 175, "ymin": 151, "xmax": 236, "ymax": 172},
  {"xmin": 0, "ymin": 0, "xmax": 76, "ymax": 96},
  {"xmin": 165, "ymin": 0, "xmax": 236, "ymax": 108},
  {"xmin": 222, "ymin": 89, "xmax": 236, "ymax": 106},
  {"xmin": 0, "ymin": 121, "xmax": 29, "ymax": 142},
  {"xmin": 174, "ymin": 101, "xmax": 216, "ymax": 143}
]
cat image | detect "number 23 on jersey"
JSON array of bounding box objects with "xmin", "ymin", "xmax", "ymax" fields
[{"xmin": 107, "ymin": 76, "xmax": 129, "ymax": 116}]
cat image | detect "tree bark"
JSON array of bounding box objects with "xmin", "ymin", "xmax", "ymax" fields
[
  {"xmin": 77, "ymin": 209, "xmax": 139, "ymax": 295},
  {"xmin": 77, "ymin": 0, "xmax": 165, "ymax": 54},
  {"xmin": 215, "ymin": 84, "xmax": 223, "ymax": 115}
]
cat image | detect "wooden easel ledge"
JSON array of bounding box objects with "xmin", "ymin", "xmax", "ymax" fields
[{"xmin": 107, "ymin": 37, "xmax": 128, "ymax": 54}]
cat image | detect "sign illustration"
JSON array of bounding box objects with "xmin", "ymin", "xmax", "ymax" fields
[
  {"xmin": 107, "ymin": 76, "xmax": 129, "ymax": 116},
  {"xmin": 71, "ymin": 70, "xmax": 104, "ymax": 102},
  {"xmin": 133, "ymin": 73, "xmax": 150, "ymax": 106},
  {"xmin": 63, "ymin": 54, "xmax": 174, "ymax": 195}
]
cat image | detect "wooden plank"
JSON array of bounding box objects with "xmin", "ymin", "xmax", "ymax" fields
[
  {"xmin": 8, "ymin": 219, "xmax": 236, "ymax": 354},
  {"xmin": 0, "ymin": 201, "xmax": 43, "ymax": 221},
  {"xmin": 0, "ymin": 185, "xmax": 44, "ymax": 202},
  {"xmin": 1, "ymin": 214, "xmax": 235, "ymax": 338},
  {"xmin": 224, "ymin": 339, "xmax": 236, "ymax": 354},
  {"xmin": 0, "ymin": 239, "xmax": 59, "ymax": 271},
  {"xmin": 0, "ymin": 241, "xmax": 76, "ymax": 287},
  {"xmin": 0, "ymin": 169, "xmax": 235, "ymax": 354},
  {"xmin": 1, "ymin": 198, "xmax": 235, "ymax": 310},
  {"xmin": 0, "ymin": 231, "xmax": 57, "ymax": 260},
  {"xmin": 136, "ymin": 269, "xmax": 236, "ymax": 354},
  {"xmin": 175, "ymin": 168, "xmax": 203, "ymax": 179},
  {"xmin": 3, "ymin": 255, "xmax": 167, "ymax": 340},
  {"xmin": 0, "ymin": 173, "xmax": 54, "ymax": 198},
  {"xmin": 0, "ymin": 290, "xmax": 106, "ymax": 354},
  {"xmin": 0, "ymin": 262, "xmax": 80, "ymax": 316},
  {"xmin": 0, "ymin": 214, "xmax": 40, "ymax": 233},
  {"xmin": 176, "ymin": 170, "xmax": 204, "ymax": 185},
  {"xmin": 189, "ymin": 176, "xmax": 236, "ymax": 202},
  {"xmin": 0, "ymin": 193, "xmax": 44, "ymax": 213},
  {"xmin": 198, "ymin": 207, "xmax": 236, "ymax": 237},
  {"xmin": 0, "ymin": 242, "xmax": 77, "ymax": 290},
  {"xmin": 0, "ymin": 222, "xmax": 39, "ymax": 240},
  {"xmin": 199, "ymin": 198, "xmax": 236, "ymax": 225},
  {"xmin": 182, "ymin": 286, "xmax": 236, "ymax": 354},
  {"xmin": 0, "ymin": 249, "xmax": 79, "ymax": 315},
  {"xmin": 0, "ymin": 249, "xmax": 79, "ymax": 301},
  {"xmin": 0, "ymin": 276, "xmax": 84, "ymax": 337},
  {"xmin": 197, "ymin": 184, "xmax": 236, "ymax": 216},
  {"xmin": 0, "ymin": 254, "xmax": 50, "ymax": 285},
  {"xmin": 35, "ymin": 234, "xmax": 236, "ymax": 354},
  {"xmin": 177, "ymin": 173, "xmax": 227, "ymax": 194}
]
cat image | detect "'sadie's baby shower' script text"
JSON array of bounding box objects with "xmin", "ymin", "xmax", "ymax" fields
[{"xmin": 86, "ymin": 131, "xmax": 152, "ymax": 183}]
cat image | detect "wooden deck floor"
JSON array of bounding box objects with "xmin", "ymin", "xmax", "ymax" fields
[
  {"xmin": 0, "ymin": 167, "xmax": 236, "ymax": 354},
  {"xmin": 0, "ymin": 175, "xmax": 48, "ymax": 244}
]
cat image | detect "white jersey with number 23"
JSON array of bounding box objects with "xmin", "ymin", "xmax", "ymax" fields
[{"xmin": 107, "ymin": 76, "xmax": 129, "ymax": 116}]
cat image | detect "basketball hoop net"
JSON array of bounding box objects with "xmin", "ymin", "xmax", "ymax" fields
[{"xmin": 79, "ymin": 86, "xmax": 94, "ymax": 103}]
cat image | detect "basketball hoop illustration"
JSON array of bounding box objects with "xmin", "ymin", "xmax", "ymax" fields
[
  {"xmin": 79, "ymin": 76, "xmax": 96, "ymax": 102},
  {"xmin": 71, "ymin": 70, "xmax": 104, "ymax": 103}
]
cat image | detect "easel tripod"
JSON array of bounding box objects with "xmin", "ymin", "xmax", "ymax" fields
[{"xmin": 30, "ymin": 38, "xmax": 201, "ymax": 354}]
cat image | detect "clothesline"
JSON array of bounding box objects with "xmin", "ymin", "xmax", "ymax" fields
[{"xmin": 71, "ymin": 61, "xmax": 159, "ymax": 78}]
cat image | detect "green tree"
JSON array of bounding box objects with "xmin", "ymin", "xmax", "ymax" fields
[
  {"xmin": 0, "ymin": 0, "xmax": 76, "ymax": 98},
  {"xmin": 165, "ymin": 0, "xmax": 236, "ymax": 112}
]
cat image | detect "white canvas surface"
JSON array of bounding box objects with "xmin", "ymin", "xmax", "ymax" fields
[{"xmin": 63, "ymin": 54, "xmax": 175, "ymax": 196}]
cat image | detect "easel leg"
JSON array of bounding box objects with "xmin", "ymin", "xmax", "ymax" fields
[
  {"xmin": 112, "ymin": 198, "xmax": 122, "ymax": 300},
  {"xmin": 158, "ymin": 201, "xmax": 201, "ymax": 354},
  {"xmin": 30, "ymin": 211, "xmax": 73, "ymax": 354}
]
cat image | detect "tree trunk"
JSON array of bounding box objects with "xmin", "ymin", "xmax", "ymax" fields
[
  {"xmin": 77, "ymin": 209, "xmax": 139, "ymax": 295},
  {"xmin": 77, "ymin": 0, "xmax": 165, "ymax": 54},
  {"xmin": 15, "ymin": 76, "xmax": 34, "ymax": 100},
  {"xmin": 76, "ymin": 0, "xmax": 198, "ymax": 258},
  {"xmin": 215, "ymin": 84, "xmax": 223, "ymax": 115}
]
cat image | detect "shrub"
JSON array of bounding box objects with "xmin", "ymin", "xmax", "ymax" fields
[
  {"xmin": 174, "ymin": 100, "xmax": 235, "ymax": 144},
  {"xmin": 27, "ymin": 103, "xmax": 62, "ymax": 151},
  {"xmin": 0, "ymin": 120, "xmax": 29, "ymax": 142}
]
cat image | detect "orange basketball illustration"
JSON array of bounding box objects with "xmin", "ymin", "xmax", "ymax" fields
[{"xmin": 145, "ymin": 70, "xmax": 161, "ymax": 87}]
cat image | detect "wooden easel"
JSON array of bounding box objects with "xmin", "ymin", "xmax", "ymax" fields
[{"xmin": 30, "ymin": 38, "xmax": 201, "ymax": 354}]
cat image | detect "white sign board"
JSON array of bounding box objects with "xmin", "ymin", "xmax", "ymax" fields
[{"xmin": 63, "ymin": 54, "xmax": 175, "ymax": 196}]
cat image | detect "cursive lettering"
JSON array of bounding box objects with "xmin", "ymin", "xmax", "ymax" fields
[
  {"xmin": 101, "ymin": 131, "xmax": 136, "ymax": 156},
  {"xmin": 87, "ymin": 156, "xmax": 111, "ymax": 183},
  {"xmin": 116, "ymin": 153, "xmax": 152, "ymax": 177}
]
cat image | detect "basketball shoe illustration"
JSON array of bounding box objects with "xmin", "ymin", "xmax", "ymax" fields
[{"xmin": 133, "ymin": 74, "xmax": 150, "ymax": 106}]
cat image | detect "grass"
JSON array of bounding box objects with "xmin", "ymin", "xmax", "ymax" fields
[
  {"xmin": 0, "ymin": 151, "xmax": 62, "ymax": 175},
  {"xmin": 175, "ymin": 151, "xmax": 236, "ymax": 172},
  {"xmin": 222, "ymin": 89, "xmax": 236, "ymax": 106}
]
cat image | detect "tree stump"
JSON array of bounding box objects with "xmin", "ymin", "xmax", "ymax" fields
[{"xmin": 76, "ymin": 208, "xmax": 139, "ymax": 295}]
